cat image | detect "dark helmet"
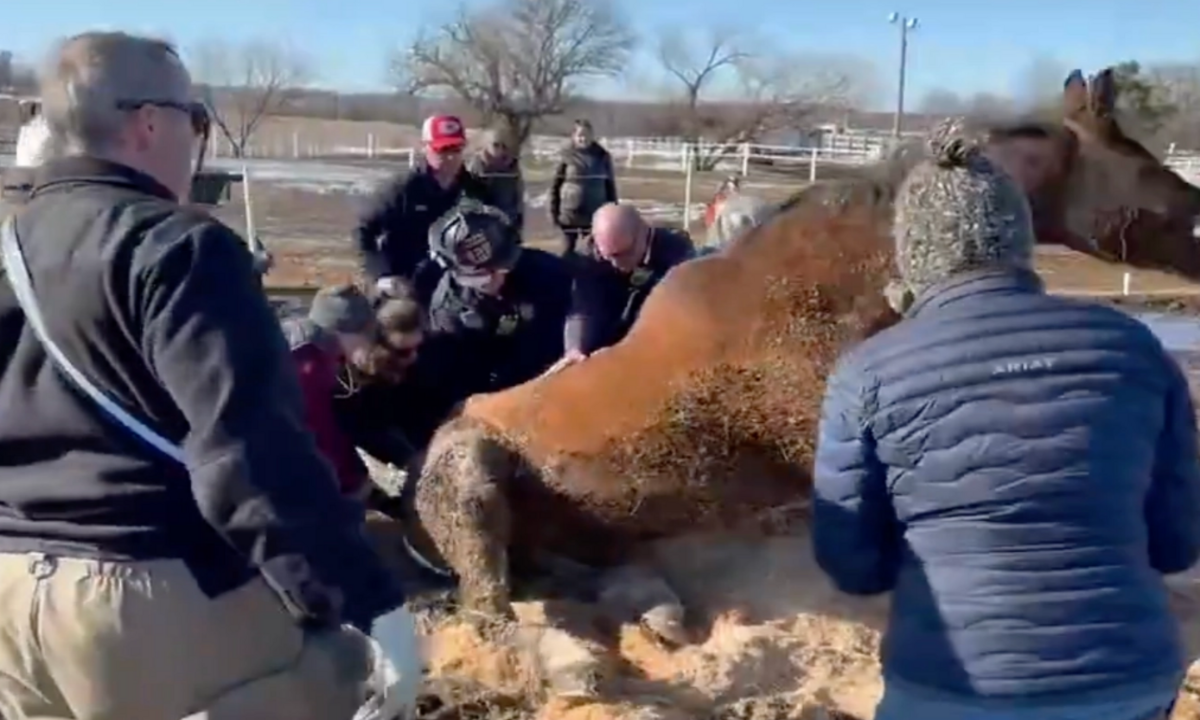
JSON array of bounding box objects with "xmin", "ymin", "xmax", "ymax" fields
[{"xmin": 429, "ymin": 198, "xmax": 521, "ymax": 273}]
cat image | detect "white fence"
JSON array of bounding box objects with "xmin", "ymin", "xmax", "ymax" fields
[
  {"xmin": 212, "ymin": 129, "xmax": 1200, "ymax": 184},
  {"xmin": 208, "ymin": 132, "xmax": 881, "ymax": 181}
]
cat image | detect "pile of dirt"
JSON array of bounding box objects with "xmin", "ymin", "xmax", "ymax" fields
[
  {"xmin": 414, "ymin": 530, "xmax": 888, "ymax": 720},
  {"xmin": 412, "ymin": 527, "xmax": 1200, "ymax": 720}
]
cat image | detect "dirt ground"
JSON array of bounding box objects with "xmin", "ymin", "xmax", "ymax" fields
[
  {"xmin": 236, "ymin": 116, "xmax": 426, "ymax": 156},
  {"xmin": 410, "ymin": 531, "xmax": 1200, "ymax": 720}
]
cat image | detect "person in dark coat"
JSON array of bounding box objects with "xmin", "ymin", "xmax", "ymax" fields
[
  {"xmin": 424, "ymin": 199, "xmax": 573, "ymax": 405},
  {"xmin": 548, "ymin": 119, "xmax": 617, "ymax": 257},
  {"xmin": 466, "ymin": 124, "xmax": 525, "ymax": 232},
  {"xmin": 354, "ymin": 114, "xmax": 493, "ymax": 304},
  {"xmin": 332, "ymin": 293, "xmax": 442, "ymax": 474},
  {"xmin": 555, "ymin": 203, "xmax": 694, "ymax": 370},
  {"xmin": 0, "ymin": 31, "xmax": 407, "ymax": 719},
  {"xmin": 812, "ymin": 120, "xmax": 1200, "ymax": 720},
  {"xmin": 281, "ymin": 284, "xmax": 378, "ymax": 500}
]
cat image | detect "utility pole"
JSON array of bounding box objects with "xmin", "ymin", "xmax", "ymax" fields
[{"xmin": 888, "ymin": 12, "xmax": 918, "ymax": 139}]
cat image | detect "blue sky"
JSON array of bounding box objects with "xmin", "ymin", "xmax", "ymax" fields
[{"xmin": 2, "ymin": 0, "xmax": 1197, "ymax": 110}]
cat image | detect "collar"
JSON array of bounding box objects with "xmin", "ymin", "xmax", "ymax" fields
[
  {"xmin": 639, "ymin": 229, "xmax": 654, "ymax": 267},
  {"xmin": 420, "ymin": 162, "xmax": 469, "ymax": 185},
  {"xmin": 906, "ymin": 267, "xmax": 1045, "ymax": 319},
  {"xmin": 31, "ymin": 156, "xmax": 178, "ymax": 203}
]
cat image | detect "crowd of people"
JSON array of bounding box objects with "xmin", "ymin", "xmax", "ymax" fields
[
  {"xmin": 0, "ymin": 28, "xmax": 1199, "ymax": 720},
  {"xmin": 0, "ymin": 30, "xmax": 702, "ymax": 720}
]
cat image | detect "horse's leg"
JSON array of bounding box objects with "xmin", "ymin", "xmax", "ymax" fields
[{"xmin": 414, "ymin": 422, "xmax": 515, "ymax": 620}]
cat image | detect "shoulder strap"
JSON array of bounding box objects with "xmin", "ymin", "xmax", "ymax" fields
[{"xmin": 0, "ymin": 217, "xmax": 185, "ymax": 464}]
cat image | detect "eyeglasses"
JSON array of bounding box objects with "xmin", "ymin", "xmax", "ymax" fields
[{"xmin": 116, "ymin": 98, "xmax": 210, "ymax": 137}]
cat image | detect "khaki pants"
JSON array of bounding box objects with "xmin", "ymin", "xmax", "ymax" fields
[{"xmin": 0, "ymin": 552, "xmax": 372, "ymax": 720}]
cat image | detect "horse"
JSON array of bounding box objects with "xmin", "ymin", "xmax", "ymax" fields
[
  {"xmin": 394, "ymin": 68, "xmax": 1200, "ymax": 647},
  {"xmin": 705, "ymin": 68, "xmax": 1200, "ymax": 279}
]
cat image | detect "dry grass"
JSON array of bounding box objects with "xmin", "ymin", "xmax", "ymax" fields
[
  {"xmin": 1037, "ymin": 249, "xmax": 1200, "ymax": 297},
  {"xmin": 247, "ymin": 116, "xmax": 426, "ymax": 154}
]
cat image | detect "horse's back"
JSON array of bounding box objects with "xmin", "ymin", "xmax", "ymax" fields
[{"xmin": 460, "ymin": 199, "xmax": 898, "ymax": 535}]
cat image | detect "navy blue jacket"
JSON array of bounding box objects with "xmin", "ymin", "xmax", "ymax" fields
[
  {"xmin": 354, "ymin": 163, "xmax": 493, "ymax": 286},
  {"xmin": 565, "ymin": 228, "xmax": 694, "ymax": 354},
  {"xmin": 425, "ymin": 248, "xmax": 572, "ymax": 404},
  {"xmin": 813, "ymin": 269, "xmax": 1200, "ymax": 701}
]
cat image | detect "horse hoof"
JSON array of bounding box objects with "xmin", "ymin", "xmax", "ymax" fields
[
  {"xmin": 597, "ymin": 565, "xmax": 689, "ymax": 644},
  {"xmin": 640, "ymin": 601, "xmax": 689, "ymax": 647}
]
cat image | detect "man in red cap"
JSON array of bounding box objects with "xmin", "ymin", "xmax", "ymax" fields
[{"xmin": 354, "ymin": 114, "xmax": 494, "ymax": 304}]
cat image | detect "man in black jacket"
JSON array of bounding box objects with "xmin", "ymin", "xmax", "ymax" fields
[
  {"xmin": 0, "ymin": 31, "xmax": 410, "ymax": 720},
  {"xmin": 554, "ymin": 203, "xmax": 694, "ymax": 370},
  {"xmin": 354, "ymin": 114, "xmax": 493, "ymax": 304},
  {"xmin": 424, "ymin": 199, "xmax": 573, "ymax": 405},
  {"xmin": 548, "ymin": 119, "xmax": 618, "ymax": 258}
]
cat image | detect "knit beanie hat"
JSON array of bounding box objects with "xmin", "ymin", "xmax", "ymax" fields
[
  {"xmin": 309, "ymin": 284, "xmax": 375, "ymax": 335},
  {"xmin": 893, "ymin": 118, "xmax": 1036, "ymax": 298}
]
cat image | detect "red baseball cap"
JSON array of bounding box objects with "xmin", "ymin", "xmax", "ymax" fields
[{"xmin": 421, "ymin": 115, "xmax": 467, "ymax": 152}]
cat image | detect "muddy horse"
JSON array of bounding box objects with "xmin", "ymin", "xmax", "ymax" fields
[{"xmin": 393, "ymin": 68, "xmax": 1200, "ymax": 642}]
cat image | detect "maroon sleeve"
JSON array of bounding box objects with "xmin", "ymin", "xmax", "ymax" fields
[{"xmin": 291, "ymin": 345, "xmax": 367, "ymax": 496}]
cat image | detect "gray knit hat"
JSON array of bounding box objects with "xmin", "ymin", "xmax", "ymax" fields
[
  {"xmin": 893, "ymin": 118, "xmax": 1035, "ymax": 297},
  {"xmin": 309, "ymin": 284, "xmax": 375, "ymax": 335}
]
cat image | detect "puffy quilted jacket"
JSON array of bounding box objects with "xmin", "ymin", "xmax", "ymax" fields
[{"xmin": 813, "ymin": 269, "xmax": 1200, "ymax": 702}]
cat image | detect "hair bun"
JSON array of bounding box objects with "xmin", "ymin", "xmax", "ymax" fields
[{"xmin": 926, "ymin": 117, "xmax": 979, "ymax": 169}]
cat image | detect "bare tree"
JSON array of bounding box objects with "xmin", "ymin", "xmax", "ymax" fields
[
  {"xmin": 1012, "ymin": 55, "xmax": 1069, "ymax": 112},
  {"xmin": 1147, "ymin": 62, "xmax": 1200, "ymax": 149},
  {"xmin": 653, "ymin": 29, "xmax": 869, "ymax": 170},
  {"xmin": 391, "ymin": 0, "xmax": 635, "ymax": 148},
  {"xmin": 963, "ymin": 91, "xmax": 1015, "ymax": 121},
  {"xmin": 657, "ymin": 28, "xmax": 747, "ymax": 147},
  {"xmin": 192, "ymin": 39, "xmax": 313, "ymax": 157},
  {"xmin": 918, "ymin": 88, "xmax": 965, "ymax": 114},
  {"xmin": 0, "ymin": 51, "xmax": 13, "ymax": 92},
  {"xmin": 0, "ymin": 50, "xmax": 36, "ymax": 95}
]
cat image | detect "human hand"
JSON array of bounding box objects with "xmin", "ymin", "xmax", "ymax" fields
[
  {"xmin": 544, "ymin": 348, "xmax": 589, "ymax": 377},
  {"xmin": 375, "ymin": 276, "xmax": 409, "ymax": 298},
  {"xmin": 250, "ymin": 248, "xmax": 274, "ymax": 275}
]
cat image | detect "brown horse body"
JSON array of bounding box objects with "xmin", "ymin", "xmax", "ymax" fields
[{"xmin": 406, "ymin": 68, "xmax": 1200, "ymax": 637}]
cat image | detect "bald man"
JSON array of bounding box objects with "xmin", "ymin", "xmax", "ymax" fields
[{"xmin": 559, "ymin": 203, "xmax": 694, "ymax": 364}]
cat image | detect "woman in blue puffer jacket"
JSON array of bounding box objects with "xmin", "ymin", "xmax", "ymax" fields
[{"xmin": 812, "ymin": 119, "xmax": 1200, "ymax": 720}]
